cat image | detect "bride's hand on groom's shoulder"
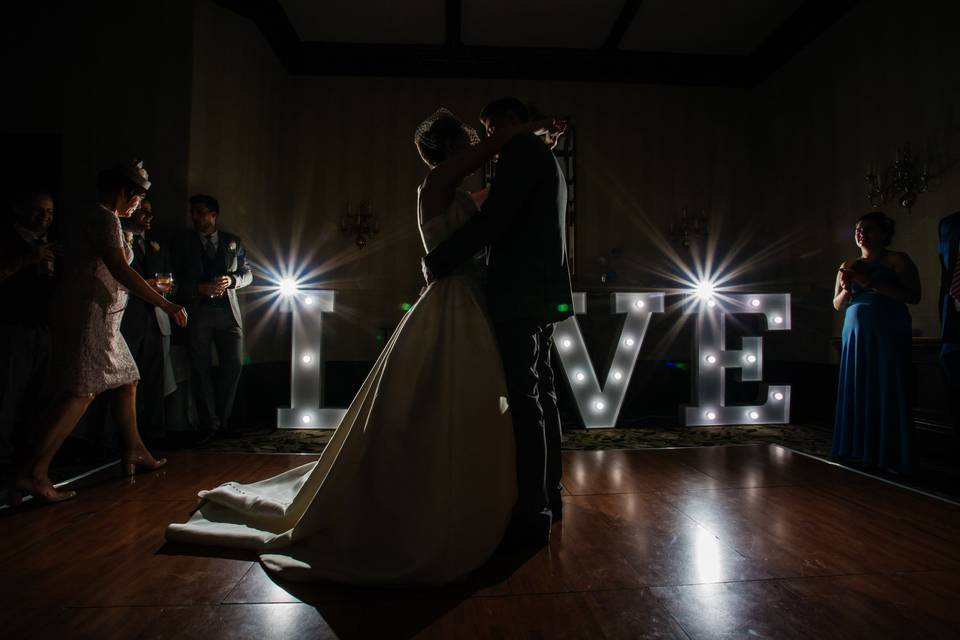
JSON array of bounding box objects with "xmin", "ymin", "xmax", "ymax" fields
[
  {"xmin": 527, "ymin": 116, "xmax": 568, "ymax": 137},
  {"xmin": 512, "ymin": 116, "xmax": 568, "ymax": 149}
]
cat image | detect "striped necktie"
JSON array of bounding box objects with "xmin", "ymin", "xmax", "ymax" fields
[
  {"xmin": 204, "ymin": 235, "xmax": 216, "ymax": 259},
  {"xmin": 951, "ymin": 250, "xmax": 960, "ymax": 302}
]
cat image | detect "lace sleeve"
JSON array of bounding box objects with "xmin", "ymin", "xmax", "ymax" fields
[{"xmin": 89, "ymin": 207, "xmax": 125, "ymax": 254}]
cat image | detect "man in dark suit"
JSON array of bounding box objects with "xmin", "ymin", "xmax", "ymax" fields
[
  {"xmin": 171, "ymin": 194, "xmax": 253, "ymax": 440},
  {"xmin": 423, "ymin": 97, "xmax": 574, "ymax": 546},
  {"xmin": 938, "ymin": 211, "xmax": 960, "ymax": 434},
  {"xmin": 120, "ymin": 198, "xmax": 175, "ymax": 439},
  {"xmin": 0, "ymin": 190, "xmax": 57, "ymax": 464}
]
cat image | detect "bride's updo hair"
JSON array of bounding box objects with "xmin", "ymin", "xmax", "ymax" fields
[{"xmin": 415, "ymin": 108, "xmax": 480, "ymax": 168}]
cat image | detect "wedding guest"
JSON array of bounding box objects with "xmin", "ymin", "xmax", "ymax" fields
[
  {"xmin": 832, "ymin": 211, "xmax": 921, "ymax": 474},
  {"xmin": 171, "ymin": 194, "xmax": 252, "ymax": 442},
  {"xmin": 0, "ymin": 190, "xmax": 57, "ymax": 465},
  {"xmin": 10, "ymin": 160, "xmax": 188, "ymax": 504},
  {"xmin": 938, "ymin": 210, "xmax": 960, "ymax": 435},
  {"xmin": 120, "ymin": 198, "xmax": 176, "ymax": 439}
]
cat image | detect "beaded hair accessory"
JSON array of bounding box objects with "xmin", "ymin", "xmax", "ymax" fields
[
  {"xmin": 414, "ymin": 108, "xmax": 481, "ymax": 154},
  {"xmin": 113, "ymin": 158, "xmax": 152, "ymax": 191},
  {"xmin": 133, "ymin": 159, "xmax": 149, "ymax": 185}
]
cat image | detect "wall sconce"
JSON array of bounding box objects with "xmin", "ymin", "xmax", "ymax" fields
[
  {"xmin": 668, "ymin": 207, "xmax": 708, "ymax": 248},
  {"xmin": 340, "ymin": 201, "xmax": 379, "ymax": 248},
  {"xmin": 865, "ymin": 144, "xmax": 938, "ymax": 211}
]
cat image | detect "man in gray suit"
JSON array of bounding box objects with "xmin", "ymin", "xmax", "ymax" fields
[
  {"xmin": 171, "ymin": 194, "xmax": 253, "ymax": 441},
  {"xmin": 424, "ymin": 98, "xmax": 574, "ymax": 547}
]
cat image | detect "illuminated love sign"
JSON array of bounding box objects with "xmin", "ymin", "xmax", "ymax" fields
[
  {"xmin": 553, "ymin": 292, "xmax": 665, "ymax": 428},
  {"xmin": 277, "ymin": 287, "xmax": 790, "ymax": 430},
  {"xmin": 277, "ymin": 288, "xmax": 347, "ymax": 429},
  {"xmin": 681, "ymin": 293, "xmax": 791, "ymax": 427}
]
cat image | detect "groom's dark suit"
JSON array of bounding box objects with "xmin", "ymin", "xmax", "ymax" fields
[
  {"xmin": 424, "ymin": 132, "xmax": 574, "ymax": 534},
  {"xmin": 939, "ymin": 212, "xmax": 960, "ymax": 432}
]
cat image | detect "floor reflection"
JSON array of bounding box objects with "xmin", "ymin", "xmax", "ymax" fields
[{"xmin": 693, "ymin": 524, "xmax": 725, "ymax": 583}]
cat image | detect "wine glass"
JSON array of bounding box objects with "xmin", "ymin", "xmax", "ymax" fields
[{"xmin": 155, "ymin": 272, "xmax": 174, "ymax": 298}]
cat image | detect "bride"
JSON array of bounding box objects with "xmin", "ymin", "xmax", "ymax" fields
[{"xmin": 167, "ymin": 109, "xmax": 560, "ymax": 585}]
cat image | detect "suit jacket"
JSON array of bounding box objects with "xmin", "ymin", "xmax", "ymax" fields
[
  {"xmin": 170, "ymin": 229, "xmax": 253, "ymax": 328},
  {"xmin": 0, "ymin": 220, "xmax": 57, "ymax": 327},
  {"xmin": 120, "ymin": 232, "xmax": 172, "ymax": 339},
  {"xmin": 424, "ymin": 133, "xmax": 574, "ymax": 325},
  {"xmin": 939, "ymin": 212, "xmax": 960, "ymax": 352}
]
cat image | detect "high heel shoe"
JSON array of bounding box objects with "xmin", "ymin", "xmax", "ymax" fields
[
  {"xmin": 122, "ymin": 453, "xmax": 167, "ymax": 477},
  {"xmin": 6, "ymin": 475, "xmax": 77, "ymax": 506}
]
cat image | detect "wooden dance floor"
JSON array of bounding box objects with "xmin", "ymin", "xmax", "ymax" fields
[{"xmin": 2, "ymin": 444, "xmax": 959, "ymax": 639}]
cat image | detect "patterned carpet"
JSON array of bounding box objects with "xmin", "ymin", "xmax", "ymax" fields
[{"xmin": 196, "ymin": 423, "xmax": 835, "ymax": 457}]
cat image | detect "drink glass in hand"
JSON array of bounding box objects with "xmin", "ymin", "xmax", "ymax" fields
[{"xmin": 155, "ymin": 272, "xmax": 174, "ymax": 298}]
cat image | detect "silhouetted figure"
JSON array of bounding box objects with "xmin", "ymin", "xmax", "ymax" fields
[
  {"xmin": 166, "ymin": 109, "xmax": 560, "ymax": 584},
  {"xmin": 171, "ymin": 194, "xmax": 252, "ymax": 441},
  {"xmin": 832, "ymin": 211, "xmax": 922, "ymax": 474},
  {"xmin": 120, "ymin": 198, "xmax": 176, "ymax": 439},
  {"xmin": 938, "ymin": 211, "xmax": 960, "ymax": 437},
  {"xmin": 0, "ymin": 191, "xmax": 57, "ymax": 465},
  {"xmin": 10, "ymin": 160, "xmax": 187, "ymax": 504},
  {"xmin": 424, "ymin": 97, "xmax": 573, "ymax": 545}
]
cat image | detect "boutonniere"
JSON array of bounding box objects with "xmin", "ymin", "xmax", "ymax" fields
[
  {"xmin": 228, "ymin": 241, "xmax": 238, "ymax": 251},
  {"xmin": 149, "ymin": 241, "xmax": 161, "ymax": 252}
]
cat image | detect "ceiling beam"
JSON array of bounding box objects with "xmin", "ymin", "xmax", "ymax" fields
[
  {"xmin": 748, "ymin": 0, "xmax": 861, "ymax": 84},
  {"xmin": 214, "ymin": 0, "xmax": 303, "ymax": 71},
  {"xmin": 215, "ymin": 0, "xmax": 861, "ymax": 88},
  {"xmin": 603, "ymin": 0, "xmax": 643, "ymax": 51},
  {"xmin": 445, "ymin": 0, "xmax": 462, "ymax": 48},
  {"xmin": 297, "ymin": 42, "xmax": 750, "ymax": 86}
]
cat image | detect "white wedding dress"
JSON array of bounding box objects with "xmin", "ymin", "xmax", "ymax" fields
[{"xmin": 166, "ymin": 189, "xmax": 516, "ymax": 586}]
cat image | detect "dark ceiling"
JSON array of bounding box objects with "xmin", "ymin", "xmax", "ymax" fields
[{"xmin": 216, "ymin": 0, "xmax": 861, "ymax": 87}]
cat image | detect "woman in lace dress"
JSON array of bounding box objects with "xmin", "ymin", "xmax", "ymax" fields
[
  {"xmin": 166, "ymin": 112, "xmax": 559, "ymax": 586},
  {"xmin": 11, "ymin": 160, "xmax": 188, "ymax": 504}
]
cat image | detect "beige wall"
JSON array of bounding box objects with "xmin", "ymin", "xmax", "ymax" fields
[
  {"xmin": 190, "ymin": 1, "xmax": 751, "ymax": 363},
  {"xmin": 749, "ymin": 0, "xmax": 960, "ymax": 361},
  {"xmin": 189, "ymin": 1, "xmax": 293, "ymax": 362},
  {"xmin": 59, "ymin": 0, "xmax": 195, "ymax": 240},
  {"xmin": 190, "ymin": 0, "xmax": 960, "ymax": 366},
  {"xmin": 1, "ymin": 0, "xmax": 195, "ymax": 240},
  {"xmin": 6, "ymin": 1, "xmax": 954, "ymax": 367}
]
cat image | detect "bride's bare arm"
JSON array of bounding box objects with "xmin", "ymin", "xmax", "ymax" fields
[
  {"xmin": 426, "ymin": 118, "xmax": 558, "ymax": 192},
  {"xmin": 419, "ymin": 118, "xmax": 561, "ymax": 223}
]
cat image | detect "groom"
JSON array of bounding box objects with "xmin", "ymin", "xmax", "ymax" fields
[{"xmin": 423, "ymin": 97, "xmax": 574, "ymax": 546}]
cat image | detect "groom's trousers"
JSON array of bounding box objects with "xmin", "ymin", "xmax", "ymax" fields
[{"xmin": 494, "ymin": 321, "xmax": 563, "ymax": 520}]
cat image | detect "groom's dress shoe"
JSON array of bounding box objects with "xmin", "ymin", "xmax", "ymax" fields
[
  {"xmin": 502, "ymin": 511, "xmax": 552, "ymax": 549},
  {"xmin": 550, "ymin": 483, "xmax": 565, "ymax": 522},
  {"xmin": 549, "ymin": 498, "xmax": 563, "ymax": 523}
]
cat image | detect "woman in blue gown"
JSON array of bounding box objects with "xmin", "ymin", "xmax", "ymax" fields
[{"xmin": 832, "ymin": 211, "xmax": 922, "ymax": 474}]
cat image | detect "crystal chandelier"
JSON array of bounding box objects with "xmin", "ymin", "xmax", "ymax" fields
[
  {"xmin": 865, "ymin": 144, "xmax": 930, "ymax": 211},
  {"xmin": 668, "ymin": 207, "xmax": 708, "ymax": 248},
  {"xmin": 339, "ymin": 202, "xmax": 379, "ymax": 248}
]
